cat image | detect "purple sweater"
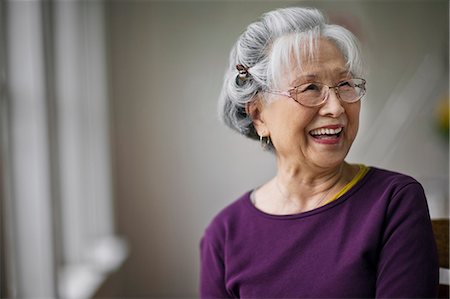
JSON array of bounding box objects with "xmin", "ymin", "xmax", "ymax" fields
[{"xmin": 200, "ymin": 167, "xmax": 439, "ymax": 298}]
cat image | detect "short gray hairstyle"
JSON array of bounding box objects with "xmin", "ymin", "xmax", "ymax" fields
[{"xmin": 218, "ymin": 7, "xmax": 363, "ymax": 145}]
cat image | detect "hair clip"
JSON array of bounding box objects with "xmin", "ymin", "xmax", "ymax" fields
[{"xmin": 235, "ymin": 64, "xmax": 250, "ymax": 86}]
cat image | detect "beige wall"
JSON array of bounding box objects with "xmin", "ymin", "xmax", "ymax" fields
[{"xmin": 106, "ymin": 1, "xmax": 448, "ymax": 297}]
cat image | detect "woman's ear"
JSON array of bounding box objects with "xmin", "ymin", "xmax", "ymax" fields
[{"xmin": 245, "ymin": 98, "xmax": 268, "ymax": 136}]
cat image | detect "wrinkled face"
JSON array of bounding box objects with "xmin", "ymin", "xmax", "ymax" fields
[{"xmin": 253, "ymin": 38, "xmax": 360, "ymax": 169}]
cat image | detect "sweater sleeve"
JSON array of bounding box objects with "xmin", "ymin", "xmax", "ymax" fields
[
  {"xmin": 376, "ymin": 182, "xmax": 439, "ymax": 298},
  {"xmin": 200, "ymin": 233, "xmax": 232, "ymax": 299}
]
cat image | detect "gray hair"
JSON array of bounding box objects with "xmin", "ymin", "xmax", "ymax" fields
[{"xmin": 218, "ymin": 7, "xmax": 363, "ymax": 145}]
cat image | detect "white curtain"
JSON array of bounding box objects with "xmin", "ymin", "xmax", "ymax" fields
[{"xmin": 3, "ymin": 1, "xmax": 125, "ymax": 298}]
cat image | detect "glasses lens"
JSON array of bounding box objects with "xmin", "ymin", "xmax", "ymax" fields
[
  {"xmin": 338, "ymin": 79, "xmax": 366, "ymax": 103},
  {"xmin": 293, "ymin": 83, "xmax": 327, "ymax": 107},
  {"xmin": 292, "ymin": 79, "xmax": 366, "ymax": 107}
]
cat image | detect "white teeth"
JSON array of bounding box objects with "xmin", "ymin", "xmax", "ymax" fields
[{"xmin": 310, "ymin": 127, "xmax": 343, "ymax": 136}]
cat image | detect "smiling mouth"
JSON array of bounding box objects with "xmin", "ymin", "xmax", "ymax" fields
[{"xmin": 309, "ymin": 127, "xmax": 343, "ymax": 139}]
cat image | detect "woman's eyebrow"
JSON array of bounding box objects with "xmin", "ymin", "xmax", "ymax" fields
[
  {"xmin": 338, "ymin": 70, "xmax": 352, "ymax": 77},
  {"xmin": 290, "ymin": 69, "xmax": 351, "ymax": 85},
  {"xmin": 290, "ymin": 74, "xmax": 317, "ymax": 85}
]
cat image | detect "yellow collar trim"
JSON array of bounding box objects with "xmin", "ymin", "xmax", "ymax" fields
[{"xmin": 323, "ymin": 164, "xmax": 369, "ymax": 205}]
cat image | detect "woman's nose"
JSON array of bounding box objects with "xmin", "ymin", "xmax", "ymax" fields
[{"xmin": 318, "ymin": 88, "xmax": 345, "ymax": 117}]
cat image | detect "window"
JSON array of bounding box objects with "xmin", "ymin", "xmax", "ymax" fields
[{"xmin": 2, "ymin": 1, "xmax": 127, "ymax": 298}]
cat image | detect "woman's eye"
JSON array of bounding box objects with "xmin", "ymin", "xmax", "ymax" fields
[
  {"xmin": 338, "ymin": 81, "xmax": 356, "ymax": 91},
  {"xmin": 299, "ymin": 84, "xmax": 320, "ymax": 92},
  {"xmin": 338, "ymin": 81, "xmax": 352, "ymax": 87}
]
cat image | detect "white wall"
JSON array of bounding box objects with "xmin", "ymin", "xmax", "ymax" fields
[{"xmin": 106, "ymin": 1, "xmax": 448, "ymax": 297}]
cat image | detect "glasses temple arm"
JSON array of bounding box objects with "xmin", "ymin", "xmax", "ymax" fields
[{"xmin": 266, "ymin": 90, "xmax": 292, "ymax": 97}]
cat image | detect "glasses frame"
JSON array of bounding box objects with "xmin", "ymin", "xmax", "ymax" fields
[{"xmin": 266, "ymin": 78, "xmax": 367, "ymax": 108}]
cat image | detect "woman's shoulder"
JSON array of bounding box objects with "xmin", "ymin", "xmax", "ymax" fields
[
  {"xmin": 344, "ymin": 165, "xmax": 426, "ymax": 211},
  {"xmin": 209, "ymin": 191, "xmax": 252, "ymax": 225},
  {"xmin": 365, "ymin": 166, "xmax": 422, "ymax": 189},
  {"xmin": 360, "ymin": 166, "xmax": 427, "ymax": 208},
  {"xmin": 201, "ymin": 190, "xmax": 253, "ymax": 245}
]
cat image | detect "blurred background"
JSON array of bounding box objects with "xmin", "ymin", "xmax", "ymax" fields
[{"xmin": 1, "ymin": 0, "xmax": 448, "ymax": 298}]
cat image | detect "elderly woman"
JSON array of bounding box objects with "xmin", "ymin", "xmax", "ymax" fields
[{"xmin": 200, "ymin": 7, "xmax": 439, "ymax": 298}]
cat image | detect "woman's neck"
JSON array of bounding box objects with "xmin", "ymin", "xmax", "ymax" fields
[
  {"xmin": 253, "ymin": 161, "xmax": 357, "ymax": 215},
  {"xmin": 278, "ymin": 160, "xmax": 344, "ymax": 198}
]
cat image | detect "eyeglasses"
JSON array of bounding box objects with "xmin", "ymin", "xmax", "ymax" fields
[{"xmin": 266, "ymin": 78, "xmax": 366, "ymax": 108}]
